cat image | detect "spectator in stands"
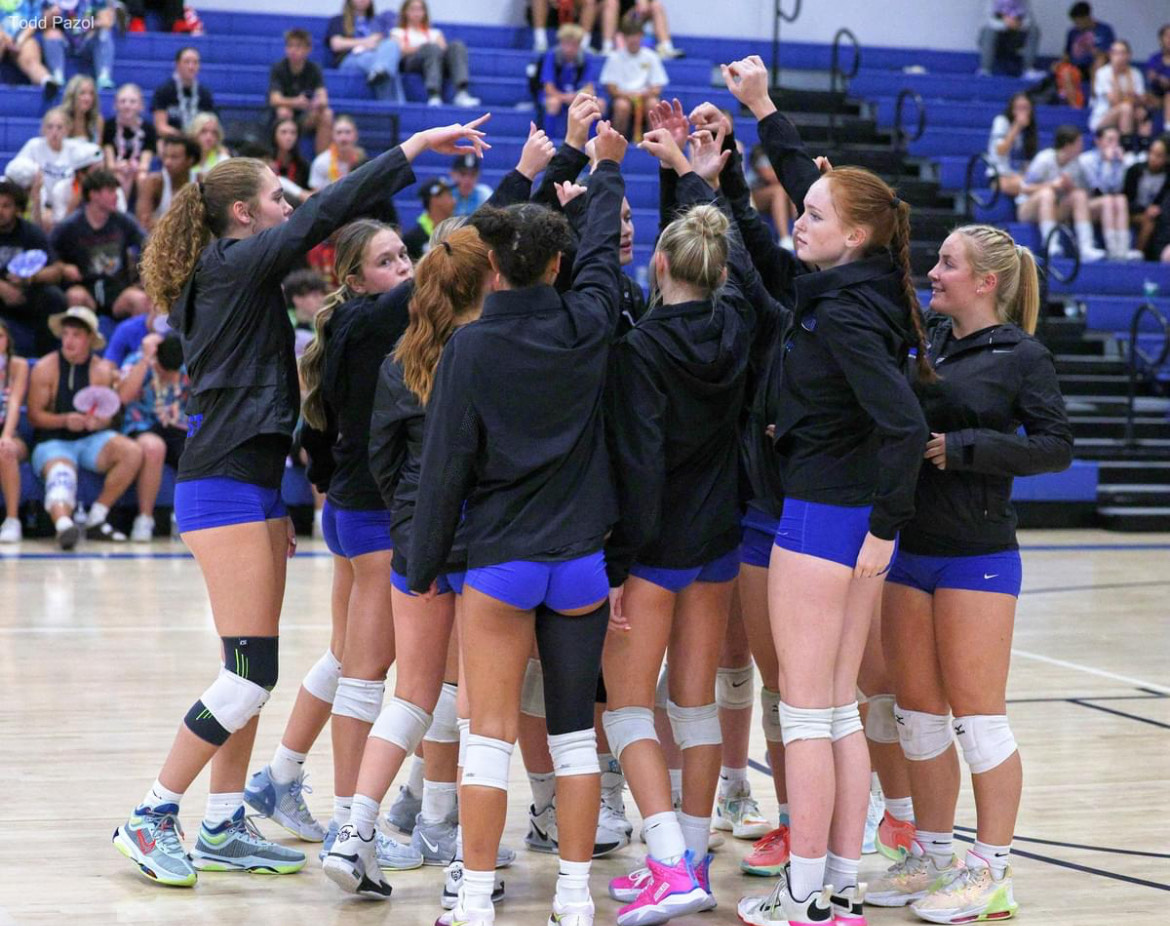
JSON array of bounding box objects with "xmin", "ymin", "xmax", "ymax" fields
[
  {"xmin": 268, "ymin": 28, "xmax": 335, "ymax": 155},
  {"xmin": 326, "ymin": 0, "xmax": 403, "ymax": 103},
  {"xmin": 56, "ymin": 141, "xmax": 130, "ymax": 220},
  {"xmin": 103, "ymin": 84, "xmax": 158, "ymax": 205},
  {"xmin": 1146, "ymin": 25, "xmax": 1170, "ymax": 130},
  {"xmin": 27, "ymin": 306, "xmax": 143, "ymax": 547},
  {"xmin": 50, "ymin": 170, "xmax": 148, "ymax": 319},
  {"xmin": 392, "ymin": 0, "xmax": 480, "ymax": 107},
  {"xmin": 1126, "ymin": 133, "xmax": 1168, "ymax": 260},
  {"xmin": 601, "ymin": 11, "xmax": 667, "ymax": 138},
  {"xmin": 403, "ymin": 176, "xmax": 454, "ymax": 258},
  {"xmin": 0, "ymin": 318, "xmax": 30, "ymax": 542},
  {"xmin": 987, "ymin": 92, "xmax": 1037, "ymax": 197},
  {"xmin": 1075, "ymin": 125, "xmax": 1142, "ymax": 259},
  {"xmin": 270, "ymin": 118, "xmax": 313, "ymax": 194},
  {"xmin": 977, "ymin": 0, "xmax": 1044, "ymax": 79},
  {"xmin": 188, "ymin": 111, "xmax": 231, "ymax": 182},
  {"xmin": 746, "ymin": 143, "xmax": 796, "ymax": 250},
  {"xmin": 1091, "ymin": 40, "xmax": 1151, "ymax": 147},
  {"xmin": 15, "ymin": 107, "xmax": 81, "ymax": 231},
  {"xmin": 540, "ymin": 23, "xmax": 603, "ymax": 139},
  {"xmin": 134, "ymin": 134, "xmax": 197, "ymax": 232},
  {"xmin": 449, "ymin": 152, "xmax": 492, "ymax": 216},
  {"xmin": 284, "ymin": 268, "xmax": 328, "ymax": 357},
  {"xmin": 42, "ymin": 0, "xmax": 117, "ymax": 91},
  {"xmin": 530, "ymin": 0, "xmax": 599, "ymax": 53},
  {"xmin": 599, "ymin": 0, "xmax": 681, "ymax": 58},
  {"xmin": 151, "ymin": 46, "xmax": 216, "ymax": 135},
  {"xmin": 118, "ymin": 331, "xmax": 189, "ymax": 540},
  {"xmin": 61, "ymin": 75, "xmax": 103, "ymax": 144},
  {"xmin": 105, "ymin": 298, "xmax": 167, "ymax": 368},
  {"xmin": 309, "ymin": 115, "xmax": 367, "ymax": 190},
  {"xmin": 0, "ymin": 178, "xmax": 66, "ymax": 357},
  {"xmin": 1064, "ymin": 2, "xmax": 1114, "ymax": 80},
  {"xmin": 0, "ymin": 2, "xmax": 58, "ymax": 97},
  {"xmin": 1018, "ymin": 123, "xmax": 1105, "ymax": 261}
]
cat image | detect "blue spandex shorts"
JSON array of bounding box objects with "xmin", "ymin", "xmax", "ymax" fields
[
  {"xmin": 320, "ymin": 500, "xmax": 394, "ymax": 559},
  {"xmin": 464, "ymin": 551, "xmax": 608, "ymax": 612},
  {"xmin": 630, "ymin": 546, "xmax": 742, "ymax": 592},
  {"xmin": 773, "ymin": 498, "xmax": 897, "ymax": 570},
  {"xmin": 887, "ymin": 549, "xmax": 1022, "ymax": 597},
  {"xmin": 174, "ymin": 477, "xmax": 287, "ymax": 533},
  {"xmin": 391, "ymin": 564, "xmax": 465, "ymax": 597},
  {"xmin": 740, "ymin": 507, "xmax": 781, "ymax": 569}
]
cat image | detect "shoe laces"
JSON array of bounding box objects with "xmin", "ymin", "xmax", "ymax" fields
[
  {"xmin": 229, "ymin": 813, "xmax": 272, "ymax": 846},
  {"xmin": 751, "ymin": 827, "xmax": 787, "ymax": 851},
  {"xmin": 149, "ymin": 810, "xmax": 187, "ymax": 855},
  {"xmin": 288, "ymin": 774, "xmax": 313, "ymax": 815},
  {"xmin": 736, "ymin": 795, "xmax": 764, "ymax": 818},
  {"xmin": 929, "ymin": 864, "xmax": 984, "ymax": 898}
]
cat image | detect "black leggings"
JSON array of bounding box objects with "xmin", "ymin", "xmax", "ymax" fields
[{"xmin": 535, "ymin": 600, "xmax": 609, "ymax": 736}]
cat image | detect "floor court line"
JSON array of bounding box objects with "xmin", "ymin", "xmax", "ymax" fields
[
  {"xmin": 953, "ymin": 825, "xmax": 1170, "ymax": 860},
  {"xmin": 1010, "ymin": 648, "xmax": 1170, "ymax": 697}
]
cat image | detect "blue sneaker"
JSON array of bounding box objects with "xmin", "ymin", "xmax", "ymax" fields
[
  {"xmin": 191, "ymin": 807, "xmax": 306, "ymax": 874},
  {"xmin": 244, "ymin": 765, "xmax": 326, "ymax": 841},
  {"xmin": 319, "ymin": 818, "xmax": 423, "ymax": 870},
  {"xmin": 112, "ymin": 803, "xmax": 197, "ymax": 887},
  {"xmin": 385, "ymin": 784, "xmax": 421, "ymax": 835}
]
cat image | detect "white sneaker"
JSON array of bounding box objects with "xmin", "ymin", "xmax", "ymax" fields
[
  {"xmin": 441, "ymin": 860, "xmax": 505, "ymax": 909},
  {"xmin": 437, "ymin": 906, "xmax": 494, "ymax": 926},
  {"xmin": 714, "ymin": 781, "xmax": 772, "ymax": 839},
  {"xmin": 0, "ymin": 517, "xmax": 21, "ymax": 543},
  {"xmin": 131, "ymin": 514, "xmax": 155, "ymax": 542},
  {"xmin": 321, "ymin": 824, "xmax": 392, "ymax": 899},
  {"xmin": 533, "ymin": 29, "xmax": 548, "ymax": 53},
  {"xmin": 548, "ymin": 897, "xmax": 594, "ymax": 926},
  {"xmin": 453, "ymin": 89, "xmax": 481, "ymax": 108},
  {"xmin": 427, "ymin": 94, "xmax": 443, "ymax": 107},
  {"xmin": 863, "ymin": 789, "xmax": 884, "ymax": 854},
  {"xmin": 1079, "ymin": 244, "xmax": 1106, "ymax": 262},
  {"xmin": 600, "ymin": 767, "xmax": 633, "ymax": 838},
  {"xmin": 1023, "ymin": 68, "xmax": 1048, "ymax": 81}
]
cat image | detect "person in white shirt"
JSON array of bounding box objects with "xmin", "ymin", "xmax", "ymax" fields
[
  {"xmin": 1074, "ymin": 125, "xmax": 1142, "ymax": 260},
  {"xmin": 1090, "ymin": 40, "xmax": 1150, "ymax": 141},
  {"xmin": 1017, "ymin": 124, "xmax": 1105, "ymax": 261},
  {"xmin": 309, "ymin": 116, "xmax": 367, "ymax": 190},
  {"xmin": 600, "ymin": 11, "xmax": 668, "ymax": 138},
  {"xmin": 986, "ymin": 92, "xmax": 1037, "ymax": 197},
  {"xmin": 15, "ymin": 108, "xmax": 84, "ymax": 231},
  {"xmin": 392, "ymin": 0, "xmax": 479, "ymax": 107}
]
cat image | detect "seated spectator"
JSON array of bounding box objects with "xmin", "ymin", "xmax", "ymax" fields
[
  {"xmin": 978, "ymin": 0, "xmax": 1043, "ymax": 79},
  {"xmin": 601, "ymin": 11, "xmax": 667, "ymax": 139},
  {"xmin": 1144, "ymin": 24, "xmax": 1170, "ymax": 130},
  {"xmin": 748, "ymin": 144, "xmax": 796, "ymax": 250},
  {"xmin": 600, "ymin": 0, "xmax": 680, "ymax": 58},
  {"xmin": 56, "ymin": 141, "xmax": 129, "ymax": 220},
  {"xmin": 105, "ymin": 299, "xmax": 168, "ymax": 368},
  {"xmin": 0, "ymin": 178, "xmax": 67, "ymax": 357},
  {"xmin": 450, "ymin": 152, "xmax": 492, "ymax": 216},
  {"xmin": 1018, "ymin": 123, "xmax": 1105, "ymax": 261},
  {"xmin": 124, "ymin": 0, "xmax": 201, "ymax": 35},
  {"xmin": 0, "ymin": 318, "xmax": 30, "ymax": 542},
  {"xmin": 151, "ymin": 46, "xmax": 217, "ymax": 135},
  {"xmin": 309, "ymin": 115, "xmax": 366, "ymax": 190},
  {"xmin": 15, "ymin": 107, "xmax": 83, "ymax": 231},
  {"xmin": 42, "ymin": 0, "xmax": 117, "ymax": 91},
  {"xmin": 50, "ymin": 170, "xmax": 148, "ymax": 319},
  {"xmin": 530, "ymin": 0, "xmax": 598, "ymax": 53},
  {"xmin": 0, "ymin": 2, "xmax": 57, "ymax": 97},
  {"xmin": 102, "ymin": 84, "xmax": 158, "ymax": 205},
  {"xmin": 134, "ymin": 134, "xmax": 197, "ymax": 232},
  {"xmin": 393, "ymin": 0, "xmax": 480, "ymax": 107},
  {"xmin": 62, "ymin": 75, "xmax": 103, "ymax": 143},
  {"xmin": 268, "ymin": 28, "xmax": 335, "ymax": 155},
  {"xmin": 270, "ymin": 118, "xmax": 312, "ymax": 195},
  {"xmin": 987, "ymin": 92, "xmax": 1038, "ymax": 197},
  {"xmin": 1091, "ymin": 41, "xmax": 1152, "ymax": 146},
  {"xmin": 284, "ymin": 268, "xmax": 328, "ymax": 357},
  {"xmin": 1064, "ymin": 1, "xmax": 1114, "ymax": 80},
  {"xmin": 325, "ymin": 0, "xmax": 403, "ymax": 103},
  {"xmin": 403, "ymin": 177, "xmax": 454, "ymax": 258},
  {"xmin": 118, "ymin": 331, "xmax": 189, "ymax": 540},
  {"xmin": 540, "ymin": 24, "xmax": 603, "ymax": 139},
  {"xmin": 1075, "ymin": 125, "xmax": 1142, "ymax": 259},
  {"xmin": 1126, "ymin": 133, "xmax": 1169, "ymax": 260},
  {"xmin": 188, "ymin": 112, "xmax": 231, "ymax": 182},
  {"xmin": 27, "ymin": 306, "xmax": 143, "ymax": 548}
]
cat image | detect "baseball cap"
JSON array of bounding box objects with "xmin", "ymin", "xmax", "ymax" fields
[
  {"xmin": 451, "ymin": 152, "xmax": 479, "ymax": 173},
  {"xmin": 420, "ymin": 177, "xmax": 453, "ymax": 206}
]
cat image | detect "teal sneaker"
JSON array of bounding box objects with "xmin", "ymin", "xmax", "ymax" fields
[
  {"xmin": 191, "ymin": 807, "xmax": 306, "ymax": 874},
  {"xmin": 112, "ymin": 803, "xmax": 197, "ymax": 887}
]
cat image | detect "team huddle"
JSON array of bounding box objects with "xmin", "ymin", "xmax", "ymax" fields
[{"xmin": 108, "ymin": 52, "xmax": 1073, "ymax": 926}]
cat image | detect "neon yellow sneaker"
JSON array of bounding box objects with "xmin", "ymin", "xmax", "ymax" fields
[
  {"xmin": 911, "ymin": 864, "xmax": 1018, "ymax": 924},
  {"xmin": 867, "ymin": 853, "xmax": 963, "ymax": 907}
]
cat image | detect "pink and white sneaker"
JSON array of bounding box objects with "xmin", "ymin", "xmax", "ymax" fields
[
  {"xmin": 616, "ymin": 854, "xmax": 709, "ymax": 926},
  {"xmin": 829, "ymin": 884, "xmax": 867, "ymax": 926},
  {"xmin": 609, "ymin": 864, "xmax": 653, "ymax": 903},
  {"xmin": 694, "ymin": 853, "xmax": 717, "ymax": 912}
]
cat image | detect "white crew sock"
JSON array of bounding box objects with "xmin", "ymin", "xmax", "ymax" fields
[
  {"xmin": 789, "ymin": 852, "xmax": 827, "ymax": 901},
  {"xmin": 269, "ymin": 743, "xmax": 307, "ymax": 784},
  {"xmin": 454, "ymin": 823, "xmax": 464, "ymax": 861},
  {"xmin": 668, "ymin": 767, "xmax": 682, "ymax": 805},
  {"xmin": 678, "ymin": 811, "xmax": 710, "ymax": 859},
  {"xmin": 332, "ymin": 795, "xmax": 353, "ymax": 827},
  {"xmin": 528, "ymin": 770, "xmax": 556, "ymax": 813},
  {"xmin": 914, "ymin": 829, "xmax": 955, "ymax": 867},
  {"xmin": 204, "ymin": 791, "xmax": 244, "ymax": 829},
  {"xmin": 968, "ymin": 840, "xmax": 1011, "ymax": 879},
  {"xmin": 406, "ymin": 754, "xmax": 426, "ymax": 795},
  {"xmin": 555, "ymin": 858, "xmax": 592, "ymax": 905},
  {"xmin": 825, "ymin": 850, "xmax": 860, "ymax": 891},
  {"xmin": 421, "ymin": 779, "xmax": 458, "ymax": 825},
  {"xmin": 642, "ymin": 810, "xmax": 686, "ymax": 864},
  {"xmin": 349, "ymin": 794, "xmax": 380, "ymax": 840},
  {"xmin": 88, "ymin": 502, "xmax": 110, "ymax": 526},
  {"xmin": 870, "ymin": 772, "xmax": 881, "ymax": 792},
  {"xmin": 141, "ymin": 778, "xmax": 184, "ymax": 810},
  {"xmin": 1075, "ymin": 220, "xmax": 1098, "ymax": 252},
  {"xmin": 1038, "ymin": 220, "xmax": 1057, "ymax": 247},
  {"xmin": 463, "ymin": 867, "xmax": 496, "ymax": 915},
  {"xmin": 885, "ymin": 795, "xmax": 915, "ymax": 822},
  {"xmin": 54, "ymin": 515, "xmax": 74, "ymax": 534},
  {"xmin": 719, "ymin": 766, "xmax": 749, "ymax": 796}
]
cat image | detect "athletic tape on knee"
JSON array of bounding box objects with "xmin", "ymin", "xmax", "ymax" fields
[
  {"xmin": 302, "ymin": 650, "xmax": 342, "ymax": 703},
  {"xmin": 463, "ymin": 734, "xmax": 514, "ymax": 792},
  {"xmin": 548, "ymin": 727, "xmax": 600, "ymax": 777},
  {"xmin": 667, "ymin": 700, "xmax": 722, "ymax": 750},
  {"xmin": 333, "ymin": 677, "xmax": 386, "ymax": 723},
  {"xmin": 520, "ymin": 659, "xmax": 546, "ymax": 718},
  {"xmin": 198, "ymin": 666, "xmax": 269, "ymax": 734},
  {"xmin": 601, "ymin": 706, "xmax": 658, "ymax": 762},
  {"xmin": 716, "ymin": 665, "xmax": 755, "ymax": 710},
  {"xmin": 760, "ymin": 687, "xmax": 783, "ymax": 743},
  {"xmin": 895, "ymin": 704, "xmax": 953, "ymax": 761},
  {"xmin": 953, "ymin": 715, "xmax": 1017, "ymax": 774},
  {"xmin": 864, "ymin": 694, "xmax": 899, "ymax": 744},
  {"xmin": 654, "ymin": 662, "xmax": 670, "ymax": 710},
  {"xmin": 425, "ymin": 682, "xmax": 460, "ymax": 744},
  {"xmin": 457, "ymin": 717, "xmax": 471, "ymax": 767},
  {"xmin": 44, "ymin": 462, "xmax": 77, "ymax": 509},
  {"xmin": 371, "ymin": 696, "xmax": 432, "ymax": 752},
  {"xmin": 778, "ymin": 701, "xmax": 833, "ymax": 745},
  {"xmin": 831, "ymin": 701, "xmax": 864, "ymax": 742}
]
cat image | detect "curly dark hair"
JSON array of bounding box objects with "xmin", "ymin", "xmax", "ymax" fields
[{"xmin": 470, "ymin": 203, "xmax": 573, "ymax": 288}]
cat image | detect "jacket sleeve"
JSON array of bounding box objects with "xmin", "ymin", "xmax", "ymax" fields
[
  {"xmin": 483, "ymin": 169, "xmax": 532, "ymax": 209},
  {"xmin": 300, "ymin": 419, "xmax": 337, "ymax": 494},
  {"xmin": 566, "ymin": 160, "xmax": 625, "ymax": 334},
  {"xmin": 945, "ymin": 343, "xmax": 1074, "ymax": 477},
  {"xmin": 604, "ymin": 342, "xmax": 668, "ymax": 586},
  {"xmin": 658, "ymin": 164, "xmax": 683, "ymax": 237},
  {"xmin": 532, "ymin": 143, "xmax": 590, "ymax": 207},
  {"xmin": 368, "ymin": 358, "xmax": 410, "ymax": 511},
  {"xmin": 818, "ymin": 300, "xmax": 928, "ymax": 539},
  {"xmin": 755, "ymin": 111, "xmax": 822, "ymax": 213}
]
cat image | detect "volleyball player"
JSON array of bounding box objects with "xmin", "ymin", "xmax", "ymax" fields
[
  {"xmin": 868, "ymin": 225, "xmax": 1072, "ymax": 923},
  {"xmin": 114, "ymin": 115, "xmax": 489, "ymax": 887}
]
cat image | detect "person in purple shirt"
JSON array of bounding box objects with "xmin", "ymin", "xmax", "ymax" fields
[
  {"xmin": 1146, "ymin": 23, "xmax": 1170, "ymax": 129},
  {"xmin": 1064, "ymin": 1, "xmax": 1114, "ymax": 80},
  {"xmin": 978, "ymin": 0, "xmax": 1043, "ymax": 79}
]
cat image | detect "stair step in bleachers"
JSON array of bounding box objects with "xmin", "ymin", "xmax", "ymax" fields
[
  {"xmin": 870, "ymin": 97, "xmax": 1081, "ymax": 132},
  {"xmin": 850, "ymin": 68, "xmax": 1029, "ymax": 102},
  {"xmin": 1083, "ymin": 296, "xmax": 1170, "ymax": 332}
]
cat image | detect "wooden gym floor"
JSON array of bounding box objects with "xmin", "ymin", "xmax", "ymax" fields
[{"xmin": 1, "ymin": 529, "xmax": 1167, "ymax": 924}]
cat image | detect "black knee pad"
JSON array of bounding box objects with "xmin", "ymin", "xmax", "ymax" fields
[
  {"xmin": 535, "ymin": 600, "xmax": 609, "ymax": 736},
  {"xmin": 183, "ymin": 699, "xmax": 232, "ymax": 746},
  {"xmin": 223, "ymin": 636, "xmax": 279, "ymax": 691}
]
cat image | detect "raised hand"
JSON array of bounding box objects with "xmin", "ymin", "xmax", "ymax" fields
[
  {"xmin": 721, "ymin": 55, "xmax": 776, "ymax": 119},
  {"xmin": 647, "ymin": 97, "xmax": 690, "ymax": 150},
  {"xmin": 688, "ymin": 127, "xmax": 731, "ymax": 185},
  {"xmin": 555, "ymin": 180, "xmax": 588, "ymax": 207},
  {"xmin": 566, "ymin": 91, "xmax": 603, "ymax": 150},
  {"xmin": 405, "ymin": 113, "xmax": 492, "ymax": 160},
  {"xmin": 593, "ymin": 120, "xmax": 629, "ymax": 165},
  {"xmin": 814, "ymin": 155, "xmax": 834, "ymax": 174},
  {"xmin": 516, "ymin": 121, "xmax": 557, "ymax": 180},
  {"xmin": 688, "ymin": 101, "xmax": 732, "ymax": 137},
  {"xmin": 638, "ymin": 127, "xmax": 688, "ymax": 174}
]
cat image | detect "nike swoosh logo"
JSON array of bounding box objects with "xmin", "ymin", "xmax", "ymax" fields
[
  {"xmin": 531, "ymin": 824, "xmax": 549, "ymax": 842},
  {"xmin": 420, "ymin": 833, "xmax": 440, "ymax": 854},
  {"xmin": 983, "ymin": 573, "xmax": 998, "ymax": 579},
  {"xmin": 731, "ymin": 680, "xmax": 748, "ymax": 688}
]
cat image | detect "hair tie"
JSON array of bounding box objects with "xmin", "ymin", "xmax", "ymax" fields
[
  {"xmin": 890, "ymin": 195, "xmax": 902, "ymax": 209},
  {"xmin": 441, "ymin": 240, "xmax": 452, "ymax": 255}
]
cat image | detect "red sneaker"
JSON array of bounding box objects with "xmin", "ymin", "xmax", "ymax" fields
[
  {"xmin": 740, "ymin": 825, "xmax": 790, "ymax": 877},
  {"xmin": 128, "ymin": 16, "xmax": 147, "ymax": 32},
  {"xmin": 876, "ymin": 811, "xmax": 916, "ymax": 861}
]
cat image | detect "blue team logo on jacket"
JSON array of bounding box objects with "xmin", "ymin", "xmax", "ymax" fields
[
  {"xmin": 800, "ymin": 315, "xmax": 817, "ymax": 332},
  {"xmin": 187, "ymin": 413, "xmax": 203, "ymax": 437}
]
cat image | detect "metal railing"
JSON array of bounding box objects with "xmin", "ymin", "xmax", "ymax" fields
[
  {"xmin": 892, "ymin": 89, "xmax": 925, "ymax": 153},
  {"xmin": 770, "ymin": 0, "xmax": 803, "ymax": 87},
  {"xmin": 962, "ymin": 152, "xmax": 1000, "ymax": 219},
  {"xmin": 1036, "ymin": 225, "xmax": 1080, "ymax": 340},
  {"xmin": 827, "ymin": 28, "xmax": 860, "ymax": 148},
  {"xmin": 1125, "ymin": 302, "xmax": 1170, "ymax": 447}
]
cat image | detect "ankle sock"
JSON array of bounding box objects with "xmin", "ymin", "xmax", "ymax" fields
[
  {"xmin": 463, "ymin": 867, "xmax": 496, "ymax": 914},
  {"xmin": 825, "ymin": 850, "xmax": 860, "ymax": 891},
  {"xmin": 141, "ymin": 778, "xmax": 184, "ymax": 811},
  {"xmin": 789, "ymin": 852, "xmax": 827, "ymax": 901},
  {"xmin": 421, "ymin": 779, "xmax": 457, "ymax": 825},
  {"xmin": 968, "ymin": 840, "xmax": 1011, "ymax": 879},
  {"xmin": 555, "ymin": 858, "xmax": 592, "ymax": 905},
  {"xmin": 915, "ymin": 828, "xmax": 954, "ymax": 867},
  {"xmin": 642, "ymin": 810, "xmax": 686, "ymax": 865},
  {"xmin": 332, "ymin": 795, "xmax": 353, "ymax": 828},
  {"xmin": 349, "ymin": 794, "xmax": 380, "ymax": 840},
  {"xmin": 678, "ymin": 811, "xmax": 710, "ymax": 859},
  {"xmin": 719, "ymin": 766, "xmax": 748, "ymax": 796},
  {"xmin": 885, "ymin": 795, "xmax": 915, "ymax": 822},
  {"xmin": 203, "ymin": 791, "xmax": 243, "ymax": 829},
  {"xmin": 528, "ymin": 770, "xmax": 556, "ymax": 813},
  {"xmin": 406, "ymin": 754, "xmax": 426, "ymax": 795},
  {"xmin": 269, "ymin": 743, "xmax": 307, "ymax": 784}
]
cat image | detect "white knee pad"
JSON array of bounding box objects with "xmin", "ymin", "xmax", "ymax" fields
[
  {"xmin": 601, "ymin": 706, "xmax": 658, "ymax": 762},
  {"xmin": 44, "ymin": 462, "xmax": 78, "ymax": 510},
  {"xmin": 301, "ymin": 650, "xmax": 342, "ymax": 704},
  {"xmin": 201, "ymin": 666, "xmax": 270, "ymax": 733},
  {"xmin": 370, "ymin": 696, "xmax": 432, "ymax": 752},
  {"xmin": 953, "ymin": 715, "xmax": 1017, "ymax": 774},
  {"xmin": 865, "ymin": 694, "xmax": 899, "ymax": 744},
  {"xmin": 831, "ymin": 701, "xmax": 864, "ymax": 742},
  {"xmin": 778, "ymin": 701, "xmax": 833, "ymax": 746},
  {"xmin": 333, "ymin": 677, "xmax": 385, "ymax": 723},
  {"xmin": 549, "ymin": 728, "xmax": 600, "ymax": 777},
  {"xmin": 654, "ymin": 662, "xmax": 669, "ymax": 710},
  {"xmin": 716, "ymin": 665, "xmax": 755, "ymax": 710},
  {"xmin": 895, "ymin": 705, "xmax": 954, "ymax": 761},
  {"xmin": 855, "ymin": 687, "xmax": 870, "ymax": 706},
  {"xmin": 463, "ymin": 734, "xmax": 514, "ymax": 792},
  {"xmin": 425, "ymin": 682, "xmax": 460, "ymax": 744},
  {"xmin": 457, "ymin": 717, "xmax": 471, "ymax": 767},
  {"xmin": 520, "ymin": 659, "xmax": 545, "ymax": 718},
  {"xmin": 667, "ymin": 700, "xmax": 722, "ymax": 750},
  {"xmin": 760, "ymin": 687, "xmax": 783, "ymax": 743}
]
